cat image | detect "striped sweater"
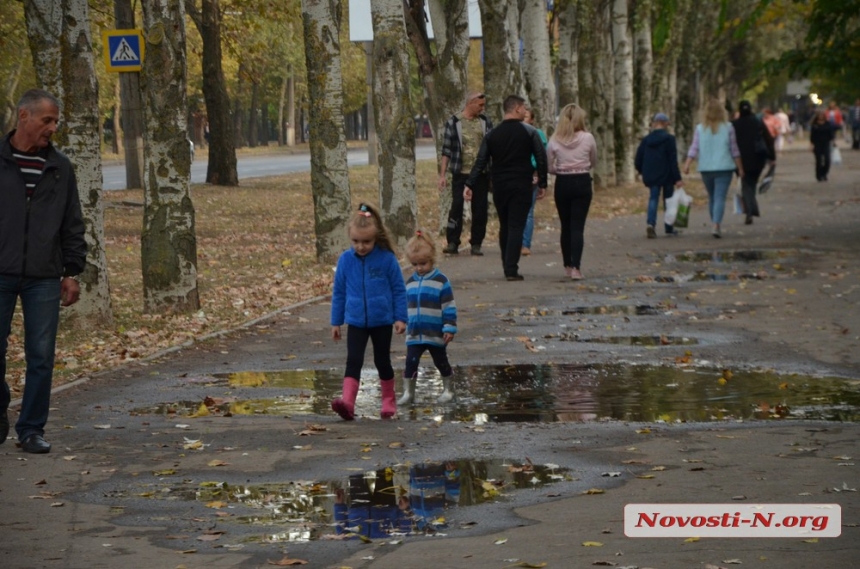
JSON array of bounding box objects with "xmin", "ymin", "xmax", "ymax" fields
[{"xmin": 405, "ymin": 268, "xmax": 457, "ymax": 347}]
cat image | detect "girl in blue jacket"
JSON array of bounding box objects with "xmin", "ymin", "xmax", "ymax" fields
[
  {"xmin": 398, "ymin": 231, "xmax": 457, "ymax": 406},
  {"xmin": 331, "ymin": 203, "xmax": 407, "ymax": 420}
]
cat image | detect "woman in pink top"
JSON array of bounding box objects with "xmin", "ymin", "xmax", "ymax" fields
[{"xmin": 547, "ymin": 103, "xmax": 598, "ymax": 280}]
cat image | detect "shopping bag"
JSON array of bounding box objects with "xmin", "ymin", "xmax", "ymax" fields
[
  {"xmin": 733, "ymin": 192, "xmax": 744, "ymax": 215},
  {"xmin": 674, "ymin": 189, "xmax": 692, "ymax": 228},
  {"xmin": 758, "ymin": 163, "xmax": 775, "ymax": 194},
  {"xmin": 831, "ymin": 145, "xmax": 843, "ymax": 165},
  {"xmin": 664, "ymin": 190, "xmax": 680, "ymax": 226}
]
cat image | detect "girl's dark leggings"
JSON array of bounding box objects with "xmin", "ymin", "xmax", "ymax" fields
[
  {"xmin": 554, "ymin": 173, "xmax": 593, "ymax": 269},
  {"xmin": 345, "ymin": 325, "xmax": 394, "ymax": 380}
]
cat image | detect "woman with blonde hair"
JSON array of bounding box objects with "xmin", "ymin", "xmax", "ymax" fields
[
  {"xmin": 546, "ymin": 103, "xmax": 598, "ymax": 280},
  {"xmin": 683, "ymin": 99, "xmax": 744, "ymax": 238}
]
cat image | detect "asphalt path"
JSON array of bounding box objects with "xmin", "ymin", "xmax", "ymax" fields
[{"xmin": 102, "ymin": 144, "xmax": 438, "ymax": 190}]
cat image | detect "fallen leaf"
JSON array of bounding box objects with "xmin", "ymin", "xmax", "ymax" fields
[
  {"xmin": 494, "ymin": 538, "xmax": 508, "ymax": 545},
  {"xmin": 50, "ymin": 502, "xmax": 64, "ymax": 507},
  {"xmin": 152, "ymin": 469, "xmax": 177, "ymax": 476},
  {"xmin": 208, "ymin": 460, "xmax": 229, "ymax": 467},
  {"xmin": 684, "ymin": 536, "xmax": 700, "ymax": 543},
  {"xmin": 205, "ymin": 501, "xmax": 228, "ymax": 509},
  {"xmin": 196, "ymin": 534, "xmax": 221, "ymax": 541},
  {"xmin": 581, "ymin": 541, "xmax": 604, "ymax": 547},
  {"xmin": 802, "ymin": 538, "xmax": 819, "ymax": 543},
  {"xmin": 582, "ymin": 488, "xmax": 605, "ymax": 495},
  {"xmin": 723, "ymin": 560, "xmax": 742, "ymax": 565}
]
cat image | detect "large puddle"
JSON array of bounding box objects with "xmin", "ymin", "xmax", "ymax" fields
[
  {"xmin": 664, "ymin": 249, "xmax": 802, "ymax": 264},
  {"xmin": 133, "ymin": 365, "xmax": 860, "ymax": 423},
  {"xmin": 137, "ymin": 458, "xmax": 568, "ymax": 542}
]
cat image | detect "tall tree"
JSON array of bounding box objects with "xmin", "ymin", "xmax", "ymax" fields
[
  {"xmin": 186, "ymin": 0, "xmax": 239, "ymax": 185},
  {"xmin": 477, "ymin": 0, "xmax": 525, "ymax": 124},
  {"xmin": 24, "ymin": 0, "xmax": 113, "ymax": 325},
  {"xmin": 140, "ymin": 0, "xmax": 200, "ymax": 313},
  {"xmin": 114, "ymin": 0, "xmax": 145, "ymax": 189},
  {"xmin": 612, "ymin": 0, "xmax": 635, "ymax": 182},
  {"xmin": 301, "ymin": 0, "xmax": 352, "ymax": 260},
  {"xmin": 556, "ymin": 0, "xmax": 582, "ymax": 107},
  {"xmin": 578, "ymin": 0, "xmax": 616, "ymax": 187},
  {"xmin": 632, "ymin": 0, "xmax": 654, "ymax": 139},
  {"xmin": 370, "ymin": 0, "xmax": 417, "ymax": 249},
  {"xmin": 520, "ymin": 0, "xmax": 556, "ymax": 133},
  {"xmin": 404, "ymin": 0, "xmax": 470, "ymax": 232}
]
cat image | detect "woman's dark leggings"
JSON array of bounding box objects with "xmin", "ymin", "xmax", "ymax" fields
[
  {"xmin": 554, "ymin": 173, "xmax": 593, "ymax": 269},
  {"xmin": 345, "ymin": 325, "xmax": 394, "ymax": 380}
]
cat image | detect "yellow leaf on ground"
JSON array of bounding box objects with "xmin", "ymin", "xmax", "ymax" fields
[
  {"xmin": 684, "ymin": 536, "xmax": 700, "ymax": 543},
  {"xmin": 205, "ymin": 501, "xmax": 228, "ymax": 509},
  {"xmin": 581, "ymin": 541, "xmax": 603, "ymax": 547},
  {"xmin": 266, "ymin": 556, "xmax": 307, "ymax": 566},
  {"xmin": 208, "ymin": 460, "xmax": 229, "ymax": 467},
  {"xmin": 582, "ymin": 488, "xmax": 605, "ymax": 495}
]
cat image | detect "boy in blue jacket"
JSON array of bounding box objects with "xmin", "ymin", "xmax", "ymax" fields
[
  {"xmin": 635, "ymin": 112, "xmax": 684, "ymax": 238},
  {"xmin": 398, "ymin": 231, "xmax": 457, "ymax": 405}
]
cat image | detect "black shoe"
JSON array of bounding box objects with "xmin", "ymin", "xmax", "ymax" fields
[
  {"xmin": 20, "ymin": 434, "xmax": 51, "ymax": 454},
  {"xmin": 0, "ymin": 407, "xmax": 8, "ymax": 445},
  {"xmin": 470, "ymin": 245, "xmax": 483, "ymax": 256},
  {"xmin": 443, "ymin": 245, "xmax": 459, "ymax": 255},
  {"xmin": 505, "ymin": 274, "xmax": 525, "ymax": 281}
]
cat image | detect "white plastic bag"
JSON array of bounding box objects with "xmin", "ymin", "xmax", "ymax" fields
[
  {"xmin": 664, "ymin": 190, "xmax": 680, "ymax": 226},
  {"xmin": 674, "ymin": 188, "xmax": 692, "ymax": 228},
  {"xmin": 831, "ymin": 145, "xmax": 843, "ymax": 166},
  {"xmin": 733, "ymin": 193, "xmax": 744, "ymax": 215}
]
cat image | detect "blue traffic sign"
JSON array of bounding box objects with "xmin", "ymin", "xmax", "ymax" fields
[{"xmin": 102, "ymin": 30, "xmax": 144, "ymax": 72}]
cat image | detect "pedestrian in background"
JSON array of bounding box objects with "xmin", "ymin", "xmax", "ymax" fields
[
  {"xmin": 438, "ymin": 92, "xmax": 493, "ymax": 256},
  {"xmin": 330, "ymin": 203, "xmax": 407, "ymax": 420},
  {"xmin": 732, "ymin": 100, "xmax": 775, "ymax": 225},
  {"xmin": 683, "ymin": 99, "xmax": 744, "ymax": 238},
  {"xmin": 547, "ymin": 103, "xmax": 598, "ymax": 280},
  {"xmin": 1, "ymin": 88, "xmax": 86, "ymax": 454},
  {"xmin": 809, "ymin": 109, "xmax": 836, "ymax": 182},
  {"xmin": 398, "ymin": 230, "xmax": 457, "ymax": 406},
  {"xmin": 521, "ymin": 108, "xmax": 548, "ymax": 257},
  {"xmin": 465, "ymin": 95, "xmax": 547, "ymax": 281},
  {"xmin": 850, "ymin": 98, "xmax": 860, "ymax": 150},
  {"xmin": 635, "ymin": 112, "xmax": 683, "ymax": 239}
]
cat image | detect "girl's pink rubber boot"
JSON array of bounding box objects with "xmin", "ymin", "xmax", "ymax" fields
[
  {"xmin": 332, "ymin": 377, "xmax": 359, "ymax": 420},
  {"xmin": 380, "ymin": 379, "xmax": 396, "ymax": 419}
]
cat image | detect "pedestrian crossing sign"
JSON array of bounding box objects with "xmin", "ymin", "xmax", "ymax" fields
[{"xmin": 102, "ymin": 30, "xmax": 144, "ymax": 72}]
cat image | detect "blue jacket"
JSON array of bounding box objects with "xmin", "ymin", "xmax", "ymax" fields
[
  {"xmin": 634, "ymin": 129, "xmax": 682, "ymax": 187},
  {"xmin": 405, "ymin": 268, "xmax": 457, "ymax": 347},
  {"xmin": 331, "ymin": 245, "xmax": 408, "ymax": 328}
]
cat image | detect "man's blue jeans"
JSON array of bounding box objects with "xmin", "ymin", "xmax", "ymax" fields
[
  {"xmin": 700, "ymin": 170, "xmax": 735, "ymax": 225},
  {"xmin": 522, "ymin": 186, "xmax": 539, "ymax": 249},
  {"xmin": 648, "ymin": 184, "xmax": 675, "ymax": 233},
  {"xmin": 0, "ymin": 276, "xmax": 61, "ymax": 440}
]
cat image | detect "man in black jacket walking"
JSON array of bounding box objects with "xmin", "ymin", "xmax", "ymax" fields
[
  {"xmin": 0, "ymin": 89, "xmax": 86, "ymax": 454},
  {"xmin": 464, "ymin": 95, "xmax": 548, "ymax": 280},
  {"xmin": 635, "ymin": 112, "xmax": 683, "ymax": 238}
]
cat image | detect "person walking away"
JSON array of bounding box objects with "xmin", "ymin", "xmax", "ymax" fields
[
  {"xmin": 634, "ymin": 112, "xmax": 683, "ymax": 238},
  {"xmin": 683, "ymin": 99, "xmax": 744, "ymax": 238},
  {"xmin": 850, "ymin": 99, "xmax": 860, "ymax": 150},
  {"xmin": 546, "ymin": 103, "xmax": 598, "ymax": 279},
  {"xmin": 732, "ymin": 100, "xmax": 776, "ymax": 225},
  {"xmin": 521, "ymin": 108, "xmax": 548, "ymax": 256},
  {"xmin": 438, "ymin": 92, "xmax": 493, "ymax": 256},
  {"xmin": 826, "ymin": 101, "xmax": 844, "ymax": 140},
  {"xmin": 0, "ymin": 89, "xmax": 86, "ymax": 454},
  {"xmin": 330, "ymin": 203, "xmax": 408, "ymax": 420},
  {"xmin": 464, "ymin": 95, "xmax": 548, "ymax": 281},
  {"xmin": 809, "ymin": 110, "xmax": 836, "ymax": 182},
  {"xmin": 398, "ymin": 231, "xmax": 458, "ymax": 406},
  {"xmin": 775, "ymin": 108, "xmax": 791, "ymax": 152}
]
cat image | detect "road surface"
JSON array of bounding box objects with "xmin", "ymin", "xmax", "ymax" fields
[{"xmin": 103, "ymin": 144, "xmax": 438, "ymax": 190}]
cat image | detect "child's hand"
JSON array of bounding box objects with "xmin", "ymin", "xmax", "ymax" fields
[
  {"xmin": 394, "ymin": 321, "xmax": 406, "ymax": 334},
  {"xmin": 331, "ymin": 326, "xmax": 342, "ymax": 341},
  {"xmin": 443, "ymin": 332, "xmax": 455, "ymax": 344}
]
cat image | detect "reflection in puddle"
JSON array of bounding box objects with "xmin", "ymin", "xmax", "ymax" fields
[
  {"xmin": 575, "ymin": 335, "xmax": 698, "ymax": 346},
  {"xmin": 563, "ymin": 305, "xmax": 661, "ymax": 316},
  {"xmin": 666, "ymin": 249, "xmax": 798, "ymax": 263},
  {"xmin": 149, "ymin": 459, "xmax": 567, "ymax": 542},
  {"xmin": 140, "ymin": 365, "xmax": 860, "ymax": 424},
  {"xmin": 652, "ymin": 272, "xmax": 766, "ymax": 283}
]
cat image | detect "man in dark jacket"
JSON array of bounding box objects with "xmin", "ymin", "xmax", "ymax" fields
[
  {"xmin": 635, "ymin": 112, "xmax": 683, "ymax": 238},
  {"xmin": 464, "ymin": 95, "xmax": 547, "ymax": 281},
  {"xmin": 0, "ymin": 89, "xmax": 86, "ymax": 454},
  {"xmin": 732, "ymin": 100, "xmax": 776, "ymax": 224}
]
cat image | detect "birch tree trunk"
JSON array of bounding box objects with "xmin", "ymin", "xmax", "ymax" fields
[
  {"xmin": 404, "ymin": 0, "xmax": 470, "ymax": 233},
  {"xmin": 612, "ymin": 0, "xmax": 635, "ymax": 183},
  {"xmin": 477, "ymin": 0, "xmax": 524, "ymax": 124},
  {"xmin": 632, "ymin": 0, "xmax": 654, "ymax": 139},
  {"xmin": 24, "ymin": 0, "xmax": 114, "ymax": 325},
  {"xmin": 140, "ymin": 0, "xmax": 200, "ymax": 313},
  {"xmin": 556, "ymin": 0, "xmax": 581, "ymax": 107},
  {"xmin": 579, "ymin": 0, "xmax": 616, "ymax": 188},
  {"xmin": 520, "ymin": 0, "xmax": 556, "ymax": 134},
  {"xmin": 370, "ymin": 0, "xmax": 417, "ymax": 250},
  {"xmin": 302, "ymin": 0, "xmax": 352, "ymax": 260}
]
